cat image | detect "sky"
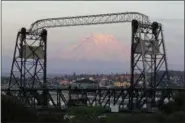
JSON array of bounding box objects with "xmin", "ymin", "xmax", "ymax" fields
[{"xmin": 1, "ymin": 1, "xmax": 184, "ymax": 74}]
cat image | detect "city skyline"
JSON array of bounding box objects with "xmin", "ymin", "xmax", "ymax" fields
[{"xmin": 2, "ymin": 1, "xmax": 184, "ymax": 74}]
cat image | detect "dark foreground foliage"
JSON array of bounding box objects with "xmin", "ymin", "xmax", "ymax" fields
[
  {"xmin": 1, "ymin": 92, "xmax": 185, "ymax": 122},
  {"xmin": 1, "ymin": 94, "xmax": 38, "ymax": 122},
  {"xmin": 65, "ymin": 106, "xmax": 185, "ymax": 123},
  {"xmin": 67, "ymin": 106, "xmax": 108, "ymax": 123},
  {"xmin": 160, "ymin": 92, "xmax": 185, "ymax": 114}
]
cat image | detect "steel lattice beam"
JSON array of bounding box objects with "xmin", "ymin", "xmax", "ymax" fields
[
  {"xmin": 29, "ymin": 12, "xmax": 150, "ymax": 34},
  {"xmin": 2, "ymin": 88, "xmax": 185, "ymax": 111}
]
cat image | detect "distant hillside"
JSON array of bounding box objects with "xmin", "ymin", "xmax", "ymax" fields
[
  {"xmin": 167, "ymin": 70, "xmax": 184, "ymax": 77},
  {"xmin": 2, "ymin": 70, "xmax": 184, "ymax": 78}
]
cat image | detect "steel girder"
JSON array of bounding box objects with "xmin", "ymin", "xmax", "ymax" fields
[
  {"xmin": 2, "ymin": 88, "xmax": 185, "ymax": 111},
  {"xmin": 29, "ymin": 12, "xmax": 150, "ymax": 34}
]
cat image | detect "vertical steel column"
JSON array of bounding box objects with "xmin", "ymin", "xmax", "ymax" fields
[
  {"xmin": 161, "ymin": 26, "xmax": 170, "ymax": 87},
  {"xmin": 8, "ymin": 32, "xmax": 20, "ymax": 90},
  {"xmin": 40, "ymin": 29, "xmax": 48, "ymax": 107},
  {"xmin": 40, "ymin": 29, "xmax": 47, "ymax": 88},
  {"xmin": 151, "ymin": 22, "xmax": 158, "ymax": 107},
  {"xmin": 129, "ymin": 20, "xmax": 139, "ymax": 110},
  {"xmin": 20, "ymin": 28, "xmax": 26, "ymax": 89}
]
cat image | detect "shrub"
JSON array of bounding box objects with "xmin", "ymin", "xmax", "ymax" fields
[
  {"xmin": 160, "ymin": 92, "xmax": 185, "ymax": 114},
  {"xmin": 173, "ymin": 92, "xmax": 185, "ymax": 110},
  {"xmin": 1, "ymin": 94, "xmax": 38, "ymax": 122},
  {"xmin": 67, "ymin": 106, "xmax": 107, "ymax": 123},
  {"xmin": 104, "ymin": 113, "xmax": 154, "ymax": 123},
  {"xmin": 38, "ymin": 112, "xmax": 65, "ymax": 122},
  {"xmin": 152, "ymin": 112, "xmax": 167, "ymax": 123},
  {"xmin": 166, "ymin": 111, "xmax": 185, "ymax": 123},
  {"xmin": 160, "ymin": 101, "xmax": 177, "ymax": 114},
  {"xmin": 68, "ymin": 106, "xmax": 107, "ymax": 116}
]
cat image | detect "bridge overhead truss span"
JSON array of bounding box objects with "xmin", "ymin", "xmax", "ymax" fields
[{"xmin": 29, "ymin": 12, "xmax": 150, "ymax": 34}]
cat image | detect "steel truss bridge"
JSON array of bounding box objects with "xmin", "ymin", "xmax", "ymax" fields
[{"xmin": 2, "ymin": 12, "xmax": 185, "ymax": 112}]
